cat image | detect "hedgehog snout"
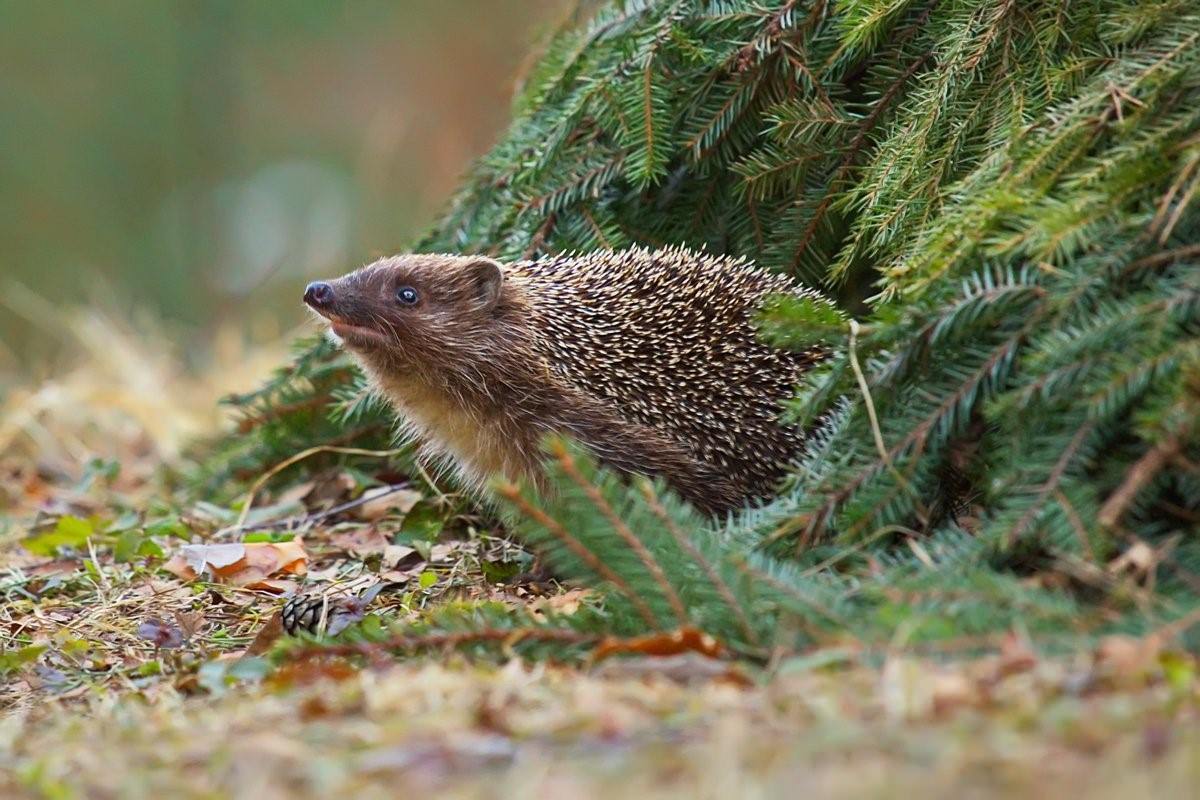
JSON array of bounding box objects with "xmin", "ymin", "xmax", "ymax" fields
[{"xmin": 304, "ymin": 281, "xmax": 334, "ymax": 309}]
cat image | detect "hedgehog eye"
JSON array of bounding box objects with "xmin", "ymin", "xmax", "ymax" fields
[{"xmin": 395, "ymin": 286, "xmax": 419, "ymax": 306}]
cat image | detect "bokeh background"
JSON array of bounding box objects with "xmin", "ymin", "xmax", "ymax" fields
[{"xmin": 0, "ymin": 0, "xmax": 566, "ymax": 379}]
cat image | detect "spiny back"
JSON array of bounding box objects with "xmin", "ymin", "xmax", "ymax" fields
[{"xmin": 511, "ymin": 246, "xmax": 827, "ymax": 501}]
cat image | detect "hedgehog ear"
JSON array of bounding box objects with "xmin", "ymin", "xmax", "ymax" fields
[{"xmin": 465, "ymin": 257, "xmax": 504, "ymax": 311}]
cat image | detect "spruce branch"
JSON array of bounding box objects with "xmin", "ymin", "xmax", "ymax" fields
[
  {"xmin": 637, "ymin": 478, "xmax": 760, "ymax": 645},
  {"xmin": 549, "ymin": 439, "xmax": 690, "ymax": 626},
  {"xmin": 495, "ymin": 480, "xmax": 661, "ymax": 629},
  {"xmin": 1006, "ymin": 421, "xmax": 1097, "ymax": 546},
  {"xmin": 1098, "ymin": 432, "xmax": 1183, "ymax": 529}
]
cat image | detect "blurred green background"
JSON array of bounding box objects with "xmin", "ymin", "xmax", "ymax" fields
[{"xmin": 0, "ymin": 0, "xmax": 565, "ymax": 372}]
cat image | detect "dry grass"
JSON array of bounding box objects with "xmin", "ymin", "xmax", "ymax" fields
[{"xmin": 3, "ymin": 657, "xmax": 1198, "ymax": 798}]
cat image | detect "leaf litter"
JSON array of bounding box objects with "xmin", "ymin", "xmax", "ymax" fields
[{"xmin": 1, "ymin": 309, "xmax": 1198, "ymax": 798}]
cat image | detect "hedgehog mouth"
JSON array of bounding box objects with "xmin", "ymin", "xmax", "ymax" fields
[{"xmin": 310, "ymin": 310, "xmax": 390, "ymax": 348}]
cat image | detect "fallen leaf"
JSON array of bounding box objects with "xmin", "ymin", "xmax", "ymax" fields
[
  {"xmin": 538, "ymin": 588, "xmax": 591, "ymax": 615},
  {"xmin": 245, "ymin": 611, "xmax": 285, "ymax": 656},
  {"xmin": 180, "ymin": 543, "xmax": 245, "ymax": 574},
  {"xmin": 382, "ymin": 544, "xmax": 419, "ymax": 569},
  {"xmin": 1095, "ymin": 634, "xmax": 1162, "ymax": 681},
  {"xmin": 330, "ymin": 527, "xmax": 389, "ymax": 556},
  {"xmin": 137, "ymin": 619, "xmax": 184, "ymax": 649},
  {"xmin": 593, "ymin": 626, "xmax": 723, "ymax": 662},
  {"xmin": 996, "ymin": 630, "xmax": 1038, "ymax": 678},
  {"xmin": 274, "ymin": 480, "xmax": 316, "ymax": 508},
  {"xmin": 428, "ymin": 543, "xmax": 456, "ymax": 563},
  {"xmin": 357, "ymin": 486, "xmax": 422, "ymax": 521},
  {"xmin": 164, "ymin": 537, "xmax": 307, "ymax": 589},
  {"xmin": 251, "ymin": 578, "xmax": 299, "ymax": 595},
  {"xmin": 173, "ymin": 610, "xmax": 206, "ymax": 640}
]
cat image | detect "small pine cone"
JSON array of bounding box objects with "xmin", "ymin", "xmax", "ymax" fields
[
  {"xmin": 281, "ymin": 593, "xmax": 328, "ymax": 636},
  {"xmin": 281, "ymin": 581, "xmax": 385, "ymax": 637}
]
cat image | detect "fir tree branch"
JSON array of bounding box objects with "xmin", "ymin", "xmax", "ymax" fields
[
  {"xmin": 637, "ymin": 479, "xmax": 760, "ymax": 645},
  {"xmin": 1098, "ymin": 432, "xmax": 1183, "ymax": 529},
  {"xmin": 549, "ymin": 440, "xmax": 689, "ymax": 627},
  {"xmin": 495, "ymin": 480, "xmax": 661, "ymax": 629},
  {"xmin": 789, "ymin": 48, "xmax": 930, "ymax": 276},
  {"xmin": 1006, "ymin": 420, "xmax": 1096, "ymax": 545}
]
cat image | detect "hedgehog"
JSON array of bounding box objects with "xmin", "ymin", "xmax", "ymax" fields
[{"xmin": 302, "ymin": 246, "xmax": 831, "ymax": 514}]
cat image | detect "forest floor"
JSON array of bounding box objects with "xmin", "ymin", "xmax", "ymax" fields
[{"xmin": 2, "ymin": 317, "xmax": 1198, "ymax": 799}]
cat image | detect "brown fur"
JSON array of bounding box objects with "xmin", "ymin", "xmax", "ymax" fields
[{"xmin": 305, "ymin": 246, "xmax": 828, "ymax": 514}]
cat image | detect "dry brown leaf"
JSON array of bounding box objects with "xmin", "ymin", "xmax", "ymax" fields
[
  {"xmin": 245, "ymin": 610, "xmax": 285, "ymax": 656},
  {"xmin": 330, "ymin": 527, "xmax": 389, "ymax": 556},
  {"xmin": 428, "ymin": 543, "xmax": 456, "ymax": 563},
  {"xmin": 173, "ymin": 610, "xmax": 206, "ymax": 640},
  {"xmin": 1095, "ymin": 634, "xmax": 1162, "ymax": 680},
  {"xmin": 382, "ymin": 544, "xmax": 419, "ymax": 569},
  {"xmin": 547, "ymin": 588, "xmax": 590, "ymax": 614},
  {"xmin": 357, "ymin": 486, "xmax": 422, "ymax": 520},
  {"xmin": 164, "ymin": 537, "xmax": 307, "ymax": 589},
  {"xmin": 253, "ymin": 578, "xmax": 301, "ymax": 594},
  {"xmin": 593, "ymin": 626, "xmax": 723, "ymax": 662}
]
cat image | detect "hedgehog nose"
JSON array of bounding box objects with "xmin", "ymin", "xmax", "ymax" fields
[{"xmin": 304, "ymin": 281, "xmax": 333, "ymax": 308}]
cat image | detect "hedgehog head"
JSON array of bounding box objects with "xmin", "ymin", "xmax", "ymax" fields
[{"xmin": 303, "ymin": 253, "xmax": 524, "ymax": 375}]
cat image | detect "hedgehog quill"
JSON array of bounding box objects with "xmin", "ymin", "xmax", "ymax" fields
[{"xmin": 303, "ymin": 246, "xmax": 832, "ymax": 514}]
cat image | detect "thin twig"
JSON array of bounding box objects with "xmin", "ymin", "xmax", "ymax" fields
[
  {"xmin": 849, "ymin": 320, "xmax": 894, "ymax": 476},
  {"xmin": 551, "ymin": 442, "xmax": 689, "ymax": 626},
  {"xmin": 638, "ymin": 479, "xmax": 759, "ymax": 645},
  {"xmin": 230, "ymin": 445, "xmax": 405, "ymax": 533},
  {"xmin": 496, "ymin": 481, "xmax": 661, "ymax": 629},
  {"xmin": 1098, "ymin": 434, "xmax": 1182, "ymax": 529}
]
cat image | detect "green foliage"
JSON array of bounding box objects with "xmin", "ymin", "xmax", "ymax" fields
[
  {"xmin": 22, "ymin": 516, "xmax": 96, "ymax": 557},
  {"xmin": 211, "ymin": 0, "xmax": 1200, "ymax": 655},
  {"xmin": 490, "ymin": 436, "xmax": 1170, "ymax": 656}
]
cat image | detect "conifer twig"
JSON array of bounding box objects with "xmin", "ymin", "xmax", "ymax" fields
[
  {"xmin": 550, "ymin": 441, "xmax": 689, "ymax": 626},
  {"xmin": 496, "ymin": 481, "xmax": 661, "ymax": 629},
  {"xmin": 1098, "ymin": 433, "xmax": 1182, "ymax": 529},
  {"xmin": 1008, "ymin": 421, "xmax": 1096, "ymax": 544},
  {"xmin": 638, "ymin": 479, "xmax": 760, "ymax": 645}
]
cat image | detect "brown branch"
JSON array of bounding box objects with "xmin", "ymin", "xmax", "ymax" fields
[
  {"xmin": 641, "ymin": 57, "xmax": 657, "ymax": 162},
  {"xmin": 549, "ymin": 441, "xmax": 688, "ymax": 627},
  {"xmin": 1053, "ymin": 488, "xmax": 1096, "ymax": 561},
  {"xmin": 522, "ymin": 212, "xmax": 558, "ymax": 260},
  {"xmin": 496, "ymin": 481, "xmax": 661, "ymax": 629},
  {"xmin": 732, "ymin": 0, "xmax": 801, "ymax": 74},
  {"xmin": 580, "ymin": 207, "xmax": 613, "ymax": 249},
  {"xmin": 1008, "ymin": 421, "xmax": 1096, "ymax": 544},
  {"xmin": 1098, "ymin": 434, "xmax": 1182, "ymax": 529},
  {"xmin": 1121, "ymin": 242, "xmax": 1200, "ymax": 279}
]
